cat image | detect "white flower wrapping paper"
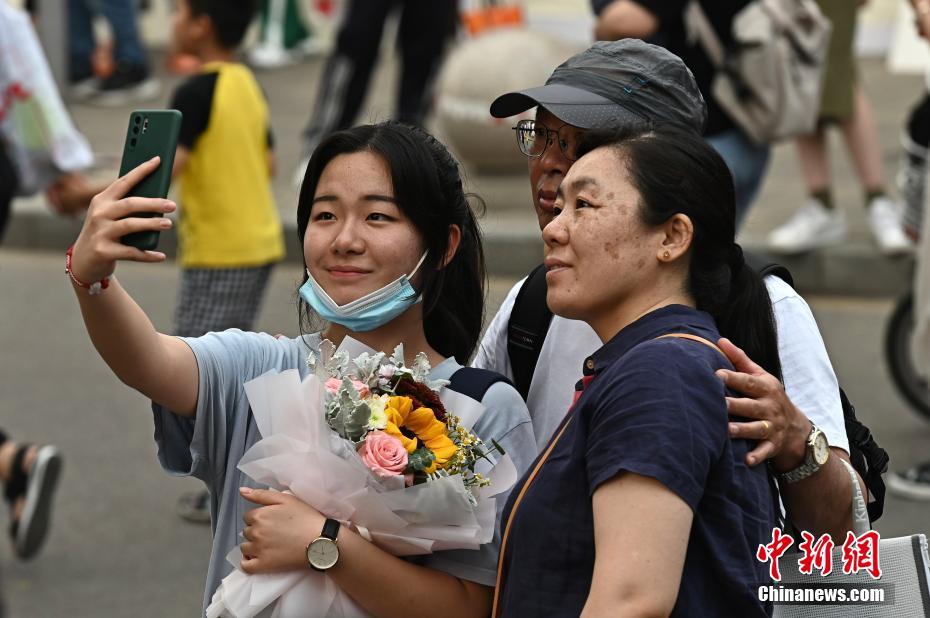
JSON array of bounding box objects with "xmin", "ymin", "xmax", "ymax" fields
[{"xmin": 206, "ymin": 339, "xmax": 518, "ymax": 618}]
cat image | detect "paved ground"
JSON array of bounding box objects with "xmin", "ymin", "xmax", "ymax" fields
[{"xmin": 0, "ymin": 247, "xmax": 928, "ymax": 617}]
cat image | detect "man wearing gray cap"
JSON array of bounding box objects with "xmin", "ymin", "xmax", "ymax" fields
[{"xmin": 472, "ymin": 39, "xmax": 868, "ymax": 540}]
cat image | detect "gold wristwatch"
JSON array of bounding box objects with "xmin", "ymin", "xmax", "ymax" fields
[
  {"xmin": 777, "ymin": 424, "xmax": 830, "ymax": 484},
  {"xmin": 307, "ymin": 518, "xmax": 340, "ymax": 571}
]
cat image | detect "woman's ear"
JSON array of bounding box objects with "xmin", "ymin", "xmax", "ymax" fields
[
  {"xmin": 441, "ymin": 224, "xmax": 462, "ymax": 268},
  {"xmin": 657, "ymin": 213, "xmax": 693, "ymax": 263}
]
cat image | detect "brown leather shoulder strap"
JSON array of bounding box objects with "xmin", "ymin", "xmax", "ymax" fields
[
  {"xmin": 655, "ymin": 333, "xmax": 727, "ymax": 360},
  {"xmin": 492, "ymin": 413, "xmax": 575, "ymax": 616}
]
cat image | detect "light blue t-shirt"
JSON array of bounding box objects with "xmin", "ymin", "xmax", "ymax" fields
[{"xmin": 152, "ymin": 330, "xmax": 535, "ymax": 615}]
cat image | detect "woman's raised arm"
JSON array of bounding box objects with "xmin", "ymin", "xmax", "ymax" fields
[{"xmin": 69, "ymin": 157, "xmax": 199, "ymax": 416}]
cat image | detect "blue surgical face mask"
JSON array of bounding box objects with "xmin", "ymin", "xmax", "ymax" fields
[{"xmin": 299, "ymin": 252, "xmax": 429, "ymax": 332}]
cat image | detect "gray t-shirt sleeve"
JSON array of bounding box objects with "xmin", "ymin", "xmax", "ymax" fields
[
  {"xmin": 152, "ymin": 329, "xmax": 297, "ymax": 486},
  {"xmin": 414, "ymin": 381, "xmax": 535, "ymax": 587}
]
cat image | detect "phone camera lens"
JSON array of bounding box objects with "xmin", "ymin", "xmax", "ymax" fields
[
  {"xmin": 134, "ymin": 116, "xmax": 141, "ymax": 125},
  {"xmin": 132, "ymin": 126, "xmax": 139, "ymax": 135},
  {"xmin": 130, "ymin": 138, "xmax": 137, "ymax": 147}
]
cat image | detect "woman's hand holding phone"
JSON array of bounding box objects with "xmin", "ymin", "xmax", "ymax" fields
[{"xmin": 69, "ymin": 157, "xmax": 177, "ymax": 285}]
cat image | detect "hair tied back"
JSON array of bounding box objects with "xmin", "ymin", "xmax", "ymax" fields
[{"xmin": 728, "ymin": 243, "xmax": 745, "ymax": 276}]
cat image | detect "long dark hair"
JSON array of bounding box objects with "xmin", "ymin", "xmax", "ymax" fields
[
  {"xmin": 296, "ymin": 122, "xmax": 486, "ymax": 365},
  {"xmin": 576, "ymin": 126, "xmax": 782, "ymax": 379}
]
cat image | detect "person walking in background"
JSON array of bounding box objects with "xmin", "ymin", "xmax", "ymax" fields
[
  {"xmin": 592, "ymin": 0, "xmax": 771, "ymax": 229},
  {"xmin": 0, "ymin": 432, "xmax": 62, "ymax": 561},
  {"xmin": 767, "ymin": 0, "xmax": 912, "ymax": 256},
  {"xmin": 67, "ymin": 0, "xmax": 159, "ymax": 105},
  {"xmin": 293, "ymin": 0, "xmax": 459, "ymax": 187},
  {"xmin": 248, "ymin": 0, "xmax": 327, "ymax": 69},
  {"xmin": 0, "ymin": 144, "xmax": 63, "ymax": 562},
  {"xmin": 168, "ymin": 0, "xmax": 285, "ymax": 523},
  {"xmin": 53, "ymin": 0, "xmax": 289, "ymax": 523}
]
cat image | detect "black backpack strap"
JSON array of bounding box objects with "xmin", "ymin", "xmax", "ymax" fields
[
  {"xmin": 507, "ymin": 263, "xmax": 554, "ymax": 401},
  {"xmin": 745, "ymin": 251, "xmax": 795, "ymax": 288},
  {"xmin": 448, "ymin": 367, "xmax": 513, "ymax": 403},
  {"xmin": 839, "ymin": 388, "xmax": 889, "ymax": 522}
]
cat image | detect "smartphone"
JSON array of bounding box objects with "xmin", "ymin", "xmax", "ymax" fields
[{"xmin": 118, "ymin": 109, "xmax": 183, "ymax": 251}]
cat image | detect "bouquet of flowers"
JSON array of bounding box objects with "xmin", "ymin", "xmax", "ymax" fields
[{"xmin": 206, "ymin": 337, "xmax": 517, "ymax": 618}]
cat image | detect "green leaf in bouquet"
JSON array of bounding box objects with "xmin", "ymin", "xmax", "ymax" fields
[
  {"xmin": 326, "ymin": 378, "xmax": 372, "ymax": 442},
  {"xmin": 310, "ymin": 339, "xmax": 342, "ymax": 382},
  {"xmin": 318, "ymin": 339, "xmax": 335, "ymax": 366},
  {"xmin": 352, "ymin": 351, "xmax": 385, "ymax": 387},
  {"xmin": 325, "ymin": 350, "xmax": 350, "ymax": 377},
  {"xmin": 390, "ymin": 350, "xmax": 414, "ymax": 385},
  {"xmin": 390, "ymin": 344, "xmax": 405, "ymax": 368},
  {"xmin": 306, "ymin": 350, "xmax": 318, "ymax": 371},
  {"xmin": 426, "ymin": 376, "xmax": 450, "ymax": 392},
  {"xmin": 410, "ymin": 351, "xmax": 434, "ymax": 383},
  {"xmin": 408, "ymin": 447, "xmax": 436, "ymax": 472},
  {"xmin": 392, "ymin": 366, "xmax": 414, "ymax": 383}
]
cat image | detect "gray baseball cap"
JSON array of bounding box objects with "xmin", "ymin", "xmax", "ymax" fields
[{"xmin": 490, "ymin": 39, "xmax": 707, "ymax": 133}]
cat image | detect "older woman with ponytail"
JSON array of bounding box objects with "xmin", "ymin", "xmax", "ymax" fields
[{"xmin": 493, "ymin": 127, "xmax": 777, "ymax": 618}]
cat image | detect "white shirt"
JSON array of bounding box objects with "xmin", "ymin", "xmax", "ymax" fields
[{"xmin": 473, "ymin": 274, "xmax": 849, "ymax": 454}]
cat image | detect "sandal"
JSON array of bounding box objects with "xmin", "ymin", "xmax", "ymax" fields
[{"xmin": 6, "ymin": 444, "xmax": 63, "ymax": 560}]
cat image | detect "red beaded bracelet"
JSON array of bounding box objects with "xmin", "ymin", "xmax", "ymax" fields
[{"xmin": 65, "ymin": 244, "xmax": 109, "ymax": 295}]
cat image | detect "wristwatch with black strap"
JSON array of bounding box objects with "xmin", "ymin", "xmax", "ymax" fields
[
  {"xmin": 307, "ymin": 518, "xmax": 341, "ymax": 571},
  {"xmin": 777, "ymin": 423, "xmax": 830, "ymax": 484}
]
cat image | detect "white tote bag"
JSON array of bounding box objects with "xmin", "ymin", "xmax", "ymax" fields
[
  {"xmin": 773, "ymin": 462, "xmax": 930, "ymax": 617},
  {"xmin": 0, "ymin": 2, "xmax": 93, "ymax": 195}
]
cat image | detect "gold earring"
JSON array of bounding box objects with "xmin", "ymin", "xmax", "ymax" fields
[{"xmin": 662, "ymin": 250, "xmax": 670, "ymax": 260}]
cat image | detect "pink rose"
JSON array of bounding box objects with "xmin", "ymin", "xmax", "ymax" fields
[
  {"xmin": 324, "ymin": 377, "xmax": 371, "ymax": 399},
  {"xmin": 358, "ymin": 431, "xmax": 408, "ymax": 479}
]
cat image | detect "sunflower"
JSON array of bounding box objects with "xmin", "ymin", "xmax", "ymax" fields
[{"xmin": 382, "ymin": 396, "xmax": 457, "ymax": 473}]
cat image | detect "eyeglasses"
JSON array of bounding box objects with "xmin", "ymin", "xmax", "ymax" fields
[{"xmin": 512, "ymin": 119, "xmax": 579, "ymax": 161}]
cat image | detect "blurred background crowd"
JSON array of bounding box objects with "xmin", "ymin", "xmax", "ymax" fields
[{"xmin": 2, "ymin": 0, "xmax": 930, "ymax": 615}]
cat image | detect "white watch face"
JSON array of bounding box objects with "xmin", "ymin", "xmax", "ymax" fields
[
  {"xmin": 308, "ymin": 537, "xmax": 339, "ymax": 570},
  {"xmin": 812, "ymin": 432, "xmax": 830, "ymax": 466}
]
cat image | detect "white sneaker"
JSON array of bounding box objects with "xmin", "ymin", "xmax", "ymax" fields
[
  {"xmin": 69, "ymin": 77, "xmax": 100, "ymax": 102},
  {"xmin": 767, "ymin": 199, "xmax": 847, "ymax": 254},
  {"xmin": 92, "ymin": 78, "xmax": 161, "ymax": 108},
  {"xmin": 295, "ymin": 37, "xmax": 328, "ymax": 57},
  {"xmin": 867, "ymin": 196, "xmax": 913, "ymax": 256},
  {"xmin": 249, "ymin": 43, "xmax": 296, "ymax": 69},
  {"xmin": 888, "ymin": 461, "xmax": 930, "ymax": 500}
]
